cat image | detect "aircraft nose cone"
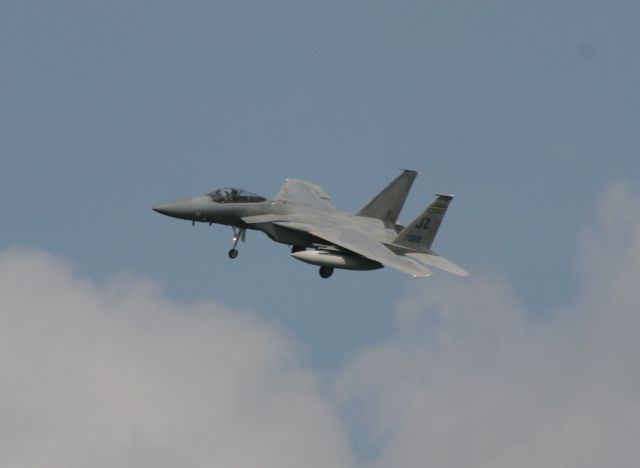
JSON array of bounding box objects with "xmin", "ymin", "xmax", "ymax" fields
[{"xmin": 152, "ymin": 198, "xmax": 194, "ymax": 220}]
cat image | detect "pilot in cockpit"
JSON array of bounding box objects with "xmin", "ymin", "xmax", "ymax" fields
[{"xmin": 207, "ymin": 187, "xmax": 266, "ymax": 203}]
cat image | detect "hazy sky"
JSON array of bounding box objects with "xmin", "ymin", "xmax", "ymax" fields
[{"xmin": 1, "ymin": 1, "xmax": 639, "ymax": 466}]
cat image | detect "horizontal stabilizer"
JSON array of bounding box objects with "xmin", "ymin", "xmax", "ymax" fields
[{"xmin": 405, "ymin": 252, "xmax": 469, "ymax": 276}]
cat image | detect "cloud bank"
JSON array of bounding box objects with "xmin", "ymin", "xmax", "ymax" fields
[
  {"xmin": 337, "ymin": 182, "xmax": 640, "ymax": 467},
  {"xmin": 0, "ymin": 250, "xmax": 354, "ymax": 468},
  {"xmin": 1, "ymin": 183, "xmax": 639, "ymax": 467}
]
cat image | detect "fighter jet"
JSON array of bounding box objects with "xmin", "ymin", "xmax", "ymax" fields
[{"xmin": 152, "ymin": 170, "xmax": 468, "ymax": 279}]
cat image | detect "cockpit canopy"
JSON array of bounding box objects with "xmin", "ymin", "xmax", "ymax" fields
[{"xmin": 207, "ymin": 187, "xmax": 266, "ymax": 203}]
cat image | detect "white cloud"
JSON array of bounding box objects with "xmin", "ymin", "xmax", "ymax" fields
[
  {"xmin": 2, "ymin": 182, "xmax": 640, "ymax": 467},
  {"xmin": 337, "ymin": 182, "xmax": 640, "ymax": 468},
  {"xmin": 0, "ymin": 248, "xmax": 354, "ymax": 468}
]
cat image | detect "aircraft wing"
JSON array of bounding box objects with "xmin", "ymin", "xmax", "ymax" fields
[
  {"xmin": 274, "ymin": 179, "xmax": 338, "ymax": 212},
  {"xmin": 405, "ymin": 252, "xmax": 469, "ymax": 276},
  {"xmin": 274, "ymin": 221, "xmax": 433, "ymax": 278}
]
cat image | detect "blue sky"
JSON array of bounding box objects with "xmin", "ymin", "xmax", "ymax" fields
[
  {"xmin": 1, "ymin": 2, "xmax": 640, "ymax": 465},
  {"xmin": 3, "ymin": 1, "xmax": 638, "ymax": 364}
]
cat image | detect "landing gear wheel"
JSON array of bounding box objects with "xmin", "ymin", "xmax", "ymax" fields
[
  {"xmin": 228, "ymin": 227, "xmax": 245, "ymax": 259},
  {"xmin": 319, "ymin": 266, "xmax": 334, "ymax": 278}
]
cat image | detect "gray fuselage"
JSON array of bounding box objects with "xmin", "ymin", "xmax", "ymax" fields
[{"xmin": 153, "ymin": 195, "xmax": 401, "ymax": 250}]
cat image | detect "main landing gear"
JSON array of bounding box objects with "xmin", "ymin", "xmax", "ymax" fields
[
  {"xmin": 319, "ymin": 266, "xmax": 334, "ymax": 278},
  {"xmin": 228, "ymin": 227, "xmax": 245, "ymax": 259}
]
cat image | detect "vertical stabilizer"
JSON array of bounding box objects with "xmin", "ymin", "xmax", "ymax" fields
[
  {"xmin": 393, "ymin": 193, "xmax": 454, "ymax": 251},
  {"xmin": 356, "ymin": 169, "xmax": 417, "ymax": 224}
]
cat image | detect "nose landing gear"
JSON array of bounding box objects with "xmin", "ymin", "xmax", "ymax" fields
[{"xmin": 228, "ymin": 227, "xmax": 245, "ymax": 259}]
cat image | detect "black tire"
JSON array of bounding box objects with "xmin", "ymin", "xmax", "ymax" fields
[
  {"xmin": 228, "ymin": 249, "xmax": 238, "ymax": 259},
  {"xmin": 319, "ymin": 266, "xmax": 334, "ymax": 278}
]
